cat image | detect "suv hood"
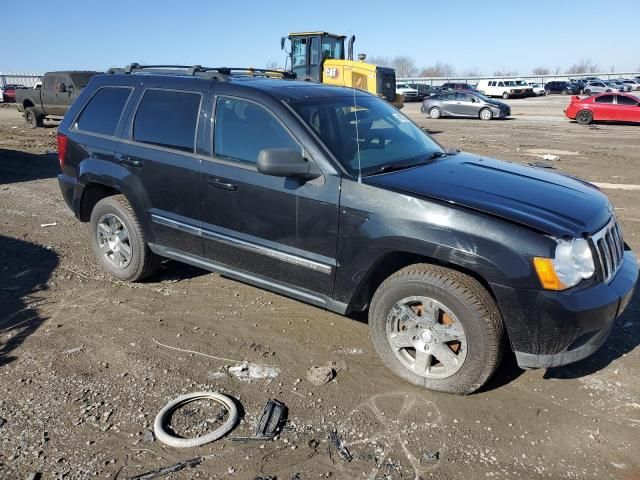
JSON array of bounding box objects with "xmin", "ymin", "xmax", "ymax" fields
[{"xmin": 365, "ymin": 153, "xmax": 611, "ymax": 237}]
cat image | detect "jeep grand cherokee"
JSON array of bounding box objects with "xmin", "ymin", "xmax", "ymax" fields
[{"xmin": 56, "ymin": 65, "xmax": 637, "ymax": 394}]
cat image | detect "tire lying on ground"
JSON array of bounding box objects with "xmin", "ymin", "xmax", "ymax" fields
[
  {"xmin": 369, "ymin": 264, "xmax": 504, "ymax": 395},
  {"xmin": 154, "ymin": 392, "xmax": 239, "ymax": 448}
]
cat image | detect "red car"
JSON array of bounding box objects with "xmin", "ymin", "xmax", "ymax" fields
[
  {"xmin": 1, "ymin": 84, "xmax": 27, "ymax": 103},
  {"xmin": 565, "ymin": 92, "xmax": 640, "ymax": 125}
]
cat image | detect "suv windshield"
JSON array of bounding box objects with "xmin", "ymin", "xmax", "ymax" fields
[{"xmin": 290, "ymin": 95, "xmax": 443, "ymax": 177}]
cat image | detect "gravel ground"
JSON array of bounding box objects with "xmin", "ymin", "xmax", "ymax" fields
[{"xmin": 0, "ymin": 97, "xmax": 639, "ymax": 480}]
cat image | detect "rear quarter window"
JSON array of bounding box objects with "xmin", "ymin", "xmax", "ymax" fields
[
  {"xmin": 133, "ymin": 89, "xmax": 201, "ymax": 153},
  {"xmin": 74, "ymin": 87, "xmax": 132, "ymax": 137}
]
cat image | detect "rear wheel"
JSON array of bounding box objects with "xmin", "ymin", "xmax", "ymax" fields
[
  {"xmin": 576, "ymin": 110, "xmax": 593, "ymax": 125},
  {"xmin": 369, "ymin": 264, "xmax": 504, "ymax": 394},
  {"xmin": 89, "ymin": 195, "xmax": 160, "ymax": 282},
  {"xmin": 479, "ymin": 108, "xmax": 493, "ymax": 121},
  {"xmin": 429, "ymin": 107, "xmax": 441, "ymax": 119},
  {"xmin": 561, "ymin": 89, "xmax": 568, "ymax": 95},
  {"xmin": 24, "ymin": 107, "xmax": 43, "ymax": 129},
  {"xmin": 584, "ymin": 89, "xmax": 591, "ymax": 96}
]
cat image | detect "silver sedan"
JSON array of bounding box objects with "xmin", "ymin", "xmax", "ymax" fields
[{"xmin": 422, "ymin": 91, "xmax": 511, "ymax": 120}]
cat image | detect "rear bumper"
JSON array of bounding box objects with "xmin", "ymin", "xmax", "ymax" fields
[
  {"xmin": 58, "ymin": 173, "xmax": 85, "ymax": 219},
  {"xmin": 492, "ymin": 249, "xmax": 637, "ymax": 369}
]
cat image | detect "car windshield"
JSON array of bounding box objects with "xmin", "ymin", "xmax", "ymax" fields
[
  {"xmin": 515, "ymin": 81, "xmax": 527, "ymax": 86},
  {"xmin": 472, "ymin": 91, "xmax": 493, "ymax": 102},
  {"xmin": 70, "ymin": 73, "xmax": 97, "ymax": 88},
  {"xmin": 290, "ymin": 94, "xmax": 443, "ymax": 177}
]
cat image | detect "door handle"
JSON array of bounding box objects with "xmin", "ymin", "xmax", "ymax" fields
[
  {"xmin": 207, "ymin": 176, "xmax": 237, "ymax": 191},
  {"xmin": 119, "ymin": 154, "xmax": 143, "ymax": 167}
]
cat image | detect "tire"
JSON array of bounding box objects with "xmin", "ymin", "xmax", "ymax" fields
[
  {"xmin": 561, "ymin": 89, "xmax": 568, "ymax": 95},
  {"xmin": 89, "ymin": 194, "xmax": 160, "ymax": 281},
  {"xmin": 24, "ymin": 107, "xmax": 43, "ymax": 129},
  {"xmin": 576, "ymin": 110, "xmax": 593, "ymax": 125},
  {"xmin": 369, "ymin": 264, "xmax": 504, "ymax": 394},
  {"xmin": 502, "ymin": 92, "xmax": 509, "ymax": 99},
  {"xmin": 584, "ymin": 89, "xmax": 591, "ymax": 96},
  {"xmin": 479, "ymin": 108, "xmax": 493, "ymax": 121},
  {"xmin": 428, "ymin": 107, "xmax": 441, "ymax": 119}
]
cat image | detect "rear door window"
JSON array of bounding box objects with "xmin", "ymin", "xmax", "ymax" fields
[
  {"xmin": 133, "ymin": 89, "xmax": 201, "ymax": 153},
  {"xmin": 616, "ymin": 95, "xmax": 638, "ymax": 105},
  {"xmin": 74, "ymin": 87, "xmax": 132, "ymax": 136},
  {"xmin": 214, "ymin": 97, "xmax": 301, "ymax": 164},
  {"xmin": 595, "ymin": 95, "xmax": 614, "ymax": 104}
]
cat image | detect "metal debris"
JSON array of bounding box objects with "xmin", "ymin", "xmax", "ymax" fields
[
  {"xmin": 421, "ymin": 451, "xmax": 440, "ymax": 462},
  {"xmin": 528, "ymin": 161, "xmax": 555, "ymax": 169},
  {"xmin": 228, "ymin": 362, "xmax": 280, "ymax": 380},
  {"xmin": 130, "ymin": 457, "xmax": 202, "ymax": 480},
  {"xmin": 328, "ymin": 429, "xmax": 352, "ymax": 462}
]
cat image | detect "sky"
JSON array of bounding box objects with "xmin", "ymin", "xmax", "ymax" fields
[{"xmin": 2, "ymin": 0, "xmax": 637, "ymax": 75}]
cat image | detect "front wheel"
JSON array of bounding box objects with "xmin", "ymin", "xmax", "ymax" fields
[
  {"xmin": 89, "ymin": 195, "xmax": 160, "ymax": 282},
  {"xmin": 502, "ymin": 92, "xmax": 509, "ymax": 99},
  {"xmin": 576, "ymin": 110, "xmax": 593, "ymax": 125},
  {"xmin": 479, "ymin": 108, "xmax": 493, "ymax": 121},
  {"xmin": 428, "ymin": 107, "xmax": 441, "ymax": 119},
  {"xmin": 584, "ymin": 89, "xmax": 591, "ymax": 96},
  {"xmin": 369, "ymin": 264, "xmax": 504, "ymax": 394},
  {"xmin": 561, "ymin": 89, "xmax": 568, "ymax": 95}
]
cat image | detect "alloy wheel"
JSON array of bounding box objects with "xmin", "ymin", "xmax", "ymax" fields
[
  {"xmin": 96, "ymin": 213, "xmax": 132, "ymax": 269},
  {"xmin": 386, "ymin": 296, "xmax": 468, "ymax": 379}
]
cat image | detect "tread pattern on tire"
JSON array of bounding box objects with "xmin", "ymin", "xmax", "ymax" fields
[
  {"xmin": 93, "ymin": 194, "xmax": 160, "ymax": 281},
  {"xmin": 370, "ymin": 263, "xmax": 504, "ymax": 394}
]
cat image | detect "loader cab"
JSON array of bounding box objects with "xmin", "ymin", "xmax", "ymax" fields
[{"xmin": 283, "ymin": 32, "xmax": 347, "ymax": 81}]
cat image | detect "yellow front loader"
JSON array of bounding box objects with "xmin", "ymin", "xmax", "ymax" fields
[{"xmin": 281, "ymin": 32, "xmax": 403, "ymax": 108}]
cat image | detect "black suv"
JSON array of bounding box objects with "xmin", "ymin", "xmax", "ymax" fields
[
  {"xmin": 57, "ymin": 65, "xmax": 637, "ymax": 394},
  {"xmin": 544, "ymin": 81, "xmax": 580, "ymax": 95}
]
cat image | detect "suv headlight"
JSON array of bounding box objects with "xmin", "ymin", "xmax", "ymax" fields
[{"xmin": 533, "ymin": 238, "xmax": 595, "ymax": 290}]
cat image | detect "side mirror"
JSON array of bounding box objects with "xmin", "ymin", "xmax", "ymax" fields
[
  {"xmin": 67, "ymin": 84, "xmax": 74, "ymax": 93},
  {"xmin": 257, "ymin": 148, "xmax": 320, "ymax": 180},
  {"xmin": 280, "ymin": 37, "xmax": 286, "ymax": 50},
  {"xmin": 56, "ymin": 83, "xmax": 66, "ymax": 93}
]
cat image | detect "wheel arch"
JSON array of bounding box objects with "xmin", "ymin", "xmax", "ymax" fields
[
  {"xmin": 346, "ymin": 250, "xmax": 498, "ymax": 315},
  {"xmin": 23, "ymin": 99, "xmax": 35, "ymax": 109}
]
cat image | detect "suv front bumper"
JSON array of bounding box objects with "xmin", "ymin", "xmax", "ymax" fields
[{"xmin": 492, "ymin": 249, "xmax": 637, "ymax": 369}]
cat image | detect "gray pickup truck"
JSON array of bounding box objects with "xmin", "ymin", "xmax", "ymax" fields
[{"xmin": 16, "ymin": 71, "xmax": 100, "ymax": 128}]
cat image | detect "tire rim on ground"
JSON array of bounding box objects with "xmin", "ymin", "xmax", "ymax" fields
[
  {"xmin": 96, "ymin": 213, "xmax": 132, "ymax": 269},
  {"xmin": 386, "ymin": 296, "xmax": 467, "ymax": 379},
  {"xmin": 154, "ymin": 392, "xmax": 238, "ymax": 448}
]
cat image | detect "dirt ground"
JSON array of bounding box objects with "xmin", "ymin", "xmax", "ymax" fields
[{"xmin": 0, "ymin": 96, "xmax": 639, "ymax": 480}]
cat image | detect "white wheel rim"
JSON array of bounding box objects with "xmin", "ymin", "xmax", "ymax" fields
[{"xmin": 430, "ymin": 108, "xmax": 439, "ymax": 118}]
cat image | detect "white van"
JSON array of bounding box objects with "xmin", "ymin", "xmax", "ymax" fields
[{"xmin": 476, "ymin": 79, "xmax": 526, "ymax": 99}]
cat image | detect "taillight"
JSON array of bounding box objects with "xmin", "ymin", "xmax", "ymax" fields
[{"xmin": 57, "ymin": 133, "xmax": 68, "ymax": 170}]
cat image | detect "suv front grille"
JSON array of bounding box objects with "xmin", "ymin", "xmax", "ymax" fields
[{"xmin": 592, "ymin": 218, "xmax": 624, "ymax": 282}]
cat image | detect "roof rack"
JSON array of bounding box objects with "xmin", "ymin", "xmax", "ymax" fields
[{"xmin": 106, "ymin": 63, "xmax": 296, "ymax": 80}]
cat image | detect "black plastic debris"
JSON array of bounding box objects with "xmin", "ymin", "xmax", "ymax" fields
[
  {"xmin": 232, "ymin": 399, "xmax": 288, "ymax": 441},
  {"xmin": 131, "ymin": 457, "xmax": 202, "ymax": 480},
  {"xmin": 328, "ymin": 429, "xmax": 353, "ymax": 462},
  {"xmin": 528, "ymin": 162, "xmax": 555, "ymax": 169}
]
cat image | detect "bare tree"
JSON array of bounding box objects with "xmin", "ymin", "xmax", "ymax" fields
[
  {"xmin": 493, "ymin": 68, "xmax": 519, "ymax": 77},
  {"xmin": 565, "ymin": 58, "xmax": 599, "ymax": 74},
  {"xmin": 461, "ymin": 68, "xmax": 482, "ymax": 78},
  {"xmin": 265, "ymin": 60, "xmax": 282, "ymax": 70},
  {"xmin": 554, "ymin": 66, "xmax": 561, "ymax": 74},
  {"xmin": 418, "ymin": 62, "xmax": 456, "ymax": 77},
  {"xmin": 367, "ymin": 56, "xmax": 393, "ymax": 68},
  {"xmin": 391, "ymin": 56, "xmax": 418, "ymax": 78},
  {"xmin": 532, "ymin": 66, "xmax": 550, "ymax": 75}
]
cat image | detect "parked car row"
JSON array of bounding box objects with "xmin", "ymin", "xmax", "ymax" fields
[{"xmin": 1, "ymin": 84, "xmax": 28, "ymax": 103}]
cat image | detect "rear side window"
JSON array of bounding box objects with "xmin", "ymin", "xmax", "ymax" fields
[
  {"xmin": 214, "ymin": 97, "xmax": 301, "ymax": 164},
  {"xmin": 74, "ymin": 87, "xmax": 132, "ymax": 136},
  {"xmin": 617, "ymin": 95, "xmax": 638, "ymax": 105},
  {"xmin": 133, "ymin": 89, "xmax": 201, "ymax": 153},
  {"xmin": 595, "ymin": 95, "xmax": 614, "ymax": 104}
]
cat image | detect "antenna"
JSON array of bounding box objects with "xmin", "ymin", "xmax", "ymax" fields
[{"xmin": 353, "ymin": 87, "xmax": 362, "ymax": 183}]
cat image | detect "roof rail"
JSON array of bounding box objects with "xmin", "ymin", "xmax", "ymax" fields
[{"xmin": 106, "ymin": 63, "xmax": 296, "ymax": 80}]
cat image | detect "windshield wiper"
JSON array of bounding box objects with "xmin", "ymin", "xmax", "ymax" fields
[{"xmin": 367, "ymin": 151, "xmax": 450, "ymax": 176}]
